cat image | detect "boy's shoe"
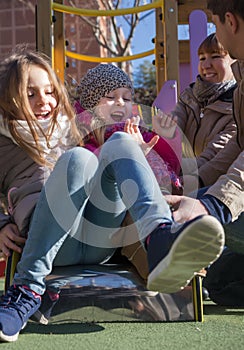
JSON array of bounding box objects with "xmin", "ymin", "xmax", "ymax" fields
[
  {"xmin": 31, "ymin": 289, "xmax": 60, "ymax": 325},
  {"xmin": 147, "ymin": 215, "xmax": 225, "ymax": 294},
  {"xmin": 0, "ymin": 285, "xmax": 41, "ymax": 342}
]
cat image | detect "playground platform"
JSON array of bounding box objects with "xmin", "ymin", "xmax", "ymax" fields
[
  {"xmin": 41, "ymin": 263, "xmax": 203, "ymax": 323},
  {"xmin": 3, "ymin": 250, "xmax": 203, "ymax": 324}
]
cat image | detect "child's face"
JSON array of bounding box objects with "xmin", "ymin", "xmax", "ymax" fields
[
  {"xmin": 95, "ymin": 87, "xmax": 132, "ymax": 125},
  {"xmin": 198, "ymin": 51, "xmax": 234, "ymax": 83},
  {"xmin": 27, "ymin": 65, "xmax": 57, "ymax": 120}
]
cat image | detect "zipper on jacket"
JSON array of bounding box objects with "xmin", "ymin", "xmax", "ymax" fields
[
  {"xmin": 199, "ymin": 108, "xmax": 204, "ymax": 118},
  {"xmin": 7, "ymin": 187, "xmax": 17, "ymax": 215}
]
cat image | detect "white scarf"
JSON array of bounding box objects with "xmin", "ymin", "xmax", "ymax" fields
[{"xmin": 0, "ymin": 114, "xmax": 76, "ymax": 164}]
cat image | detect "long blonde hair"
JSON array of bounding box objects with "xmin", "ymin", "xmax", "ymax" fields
[{"xmin": 0, "ymin": 47, "xmax": 80, "ymax": 165}]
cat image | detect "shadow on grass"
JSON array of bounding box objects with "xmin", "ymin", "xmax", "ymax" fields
[
  {"xmin": 25, "ymin": 321, "xmax": 105, "ymax": 335},
  {"xmin": 204, "ymin": 303, "xmax": 244, "ymax": 316}
]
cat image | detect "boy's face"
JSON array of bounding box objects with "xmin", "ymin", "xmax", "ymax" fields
[
  {"xmin": 211, "ymin": 12, "xmax": 242, "ymax": 60},
  {"xmin": 211, "ymin": 15, "xmax": 232, "ymax": 55},
  {"xmin": 95, "ymin": 87, "xmax": 133, "ymax": 125}
]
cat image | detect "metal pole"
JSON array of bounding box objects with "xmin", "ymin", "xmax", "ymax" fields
[{"xmin": 53, "ymin": 0, "xmax": 65, "ymax": 81}]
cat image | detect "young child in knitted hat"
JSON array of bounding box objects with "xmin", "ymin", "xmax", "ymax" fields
[
  {"xmin": 75, "ymin": 63, "xmax": 182, "ymax": 194},
  {"xmin": 74, "ymin": 64, "xmax": 183, "ymax": 280}
]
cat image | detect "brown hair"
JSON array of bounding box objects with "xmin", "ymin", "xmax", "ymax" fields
[
  {"xmin": 198, "ymin": 33, "xmax": 227, "ymax": 56},
  {"xmin": 0, "ymin": 46, "xmax": 80, "ymax": 166},
  {"xmin": 207, "ymin": 0, "xmax": 244, "ymax": 23}
]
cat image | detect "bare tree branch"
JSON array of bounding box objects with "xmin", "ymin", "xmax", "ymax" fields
[
  {"xmin": 17, "ymin": 0, "xmax": 150, "ymax": 60},
  {"xmin": 66, "ymin": 0, "xmax": 145, "ymax": 59},
  {"xmin": 16, "ymin": 0, "xmax": 35, "ymax": 13}
]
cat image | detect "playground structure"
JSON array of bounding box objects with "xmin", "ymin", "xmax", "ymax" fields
[
  {"xmin": 2, "ymin": 1, "xmax": 211, "ymax": 324},
  {"xmin": 36, "ymin": 0, "xmax": 210, "ymax": 97},
  {"xmin": 5, "ymin": 249, "xmax": 204, "ymax": 323}
]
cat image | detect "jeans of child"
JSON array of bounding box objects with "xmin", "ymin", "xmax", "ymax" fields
[{"xmin": 13, "ymin": 132, "xmax": 172, "ymax": 295}]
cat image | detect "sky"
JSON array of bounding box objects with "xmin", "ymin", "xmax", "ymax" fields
[
  {"xmin": 119, "ymin": 6, "xmax": 191, "ymax": 72},
  {"xmin": 129, "ymin": 10, "xmax": 156, "ymax": 71},
  {"xmin": 118, "ymin": 3, "xmax": 216, "ymax": 72},
  {"xmin": 116, "ymin": 5, "xmax": 156, "ymax": 71}
]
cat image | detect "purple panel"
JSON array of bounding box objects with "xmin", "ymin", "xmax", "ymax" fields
[
  {"xmin": 179, "ymin": 63, "xmax": 191, "ymax": 92},
  {"xmin": 153, "ymin": 80, "xmax": 178, "ymax": 114},
  {"xmin": 189, "ymin": 10, "xmax": 208, "ymax": 81}
]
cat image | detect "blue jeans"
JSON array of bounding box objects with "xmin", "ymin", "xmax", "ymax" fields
[{"xmin": 13, "ymin": 132, "xmax": 172, "ymax": 294}]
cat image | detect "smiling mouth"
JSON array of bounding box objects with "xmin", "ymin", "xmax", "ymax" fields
[
  {"xmin": 35, "ymin": 112, "xmax": 50, "ymax": 120},
  {"xmin": 204, "ymin": 73, "xmax": 216, "ymax": 79},
  {"xmin": 110, "ymin": 112, "xmax": 125, "ymax": 122}
]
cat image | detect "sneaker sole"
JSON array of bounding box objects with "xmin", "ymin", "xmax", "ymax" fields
[
  {"xmin": 147, "ymin": 216, "xmax": 225, "ymax": 294},
  {"xmin": 0, "ymin": 322, "xmax": 27, "ymax": 343}
]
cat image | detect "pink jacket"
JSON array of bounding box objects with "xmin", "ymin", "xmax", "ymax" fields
[{"xmin": 78, "ymin": 117, "xmax": 183, "ymax": 193}]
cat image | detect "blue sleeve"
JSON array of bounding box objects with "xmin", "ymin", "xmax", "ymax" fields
[{"xmin": 199, "ymin": 194, "xmax": 232, "ymax": 225}]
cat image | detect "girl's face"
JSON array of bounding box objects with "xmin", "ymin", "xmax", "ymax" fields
[
  {"xmin": 27, "ymin": 65, "xmax": 57, "ymax": 120},
  {"xmin": 198, "ymin": 51, "xmax": 234, "ymax": 83},
  {"xmin": 95, "ymin": 87, "xmax": 132, "ymax": 125}
]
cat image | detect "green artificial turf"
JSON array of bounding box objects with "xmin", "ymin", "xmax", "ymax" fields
[{"xmin": 0, "ymin": 278, "xmax": 244, "ymax": 350}]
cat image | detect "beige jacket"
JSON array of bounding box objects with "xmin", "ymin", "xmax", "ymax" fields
[
  {"xmin": 0, "ymin": 134, "xmax": 50, "ymax": 235},
  {"xmin": 0, "ymin": 116, "xmax": 75, "ymax": 236},
  {"xmin": 173, "ymin": 77, "xmax": 237, "ymax": 177},
  {"xmin": 204, "ymin": 61, "xmax": 244, "ymax": 220}
]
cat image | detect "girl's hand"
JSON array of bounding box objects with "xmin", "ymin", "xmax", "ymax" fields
[
  {"xmin": 152, "ymin": 110, "xmax": 178, "ymax": 139},
  {"xmin": 124, "ymin": 116, "xmax": 159, "ymax": 155},
  {"xmin": 0, "ymin": 223, "xmax": 26, "ymax": 258}
]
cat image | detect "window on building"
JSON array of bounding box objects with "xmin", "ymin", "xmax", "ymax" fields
[
  {"xmin": 70, "ymin": 24, "xmax": 75, "ymax": 33},
  {"xmin": 71, "ymin": 43, "xmax": 76, "ymax": 51},
  {"xmin": 178, "ymin": 23, "xmax": 216, "ymax": 40}
]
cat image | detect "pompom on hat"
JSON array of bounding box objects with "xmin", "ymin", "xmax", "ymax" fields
[{"xmin": 77, "ymin": 64, "xmax": 134, "ymax": 110}]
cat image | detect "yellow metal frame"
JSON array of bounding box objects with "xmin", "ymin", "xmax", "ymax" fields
[
  {"xmin": 52, "ymin": 0, "xmax": 162, "ymax": 16},
  {"xmin": 36, "ymin": 0, "xmax": 180, "ymax": 92},
  {"xmin": 65, "ymin": 49, "xmax": 155, "ymax": 63},
  {"xmin": 192, "ymin": 275, "xmax": 204, "ymax": 322}
]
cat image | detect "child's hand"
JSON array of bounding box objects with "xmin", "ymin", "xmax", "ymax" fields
[
  {"xmin": 124, "ymin": 116, "xmax": 159, "ymax": 155},
  {"xmin": 152, "ymin": 110, "xmax": 178, "ymax": 139},
  {"xmin": 0, "ymin": 223, "xmax": 26, "ymax": 258}
]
